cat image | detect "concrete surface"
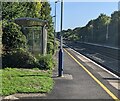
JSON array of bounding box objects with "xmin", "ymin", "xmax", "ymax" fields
[{"xmin": 3, "ymin": 48, "xmax": 119, "ymax": 100}]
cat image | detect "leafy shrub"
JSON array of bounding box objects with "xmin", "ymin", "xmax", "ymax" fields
[
  {"xmin": 47, "ymin": 41, "xmax": 54, "ymax": 55},
  {"xmin": 38, "ymin": 54, "xmax": 54, "ymax": 70},
  {"xmin": 2, "ymin": 21, "xmax": 27, "ymax": 50},
  {"xmin": 2, "ymin": 48, "xmax": 39, "ymax": 68}
]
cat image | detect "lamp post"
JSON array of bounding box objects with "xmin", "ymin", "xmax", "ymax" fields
[
  {"xmin": 53, "ymin": 1, "xmax": 58, "ymax": 48},
  {"xmin": 106, "ymin": 23, "xmax": 109, "ymax": 41},
  {"xmin": 106, "ymin": 19, "xmax": 110, "ymax": 42},
  {"xmin": 90, "ymin": 20, "xmax": 93, "ymax": 42},
  {"xmin": 58, "ymin": 0, "xmax": 64, "ymax": 77}
]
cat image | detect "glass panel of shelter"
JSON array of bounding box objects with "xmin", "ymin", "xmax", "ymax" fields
[{"xmin": 23, "ymin": 27, "xmax": 42, "ymax": 56}]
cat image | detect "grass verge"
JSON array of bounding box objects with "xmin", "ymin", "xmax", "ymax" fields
[{"xmin": 1, "ymin": 68, "xmax": 54, "ymax": 96}]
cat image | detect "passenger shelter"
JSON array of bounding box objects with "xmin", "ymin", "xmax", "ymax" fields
[{"xmin": 14, "ymin": 17, "xmax": 47, "ymax": 55}]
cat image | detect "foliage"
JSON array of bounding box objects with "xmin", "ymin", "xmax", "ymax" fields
[
  {"xmin": 2, "ymin": 2, "xmax": 42, "ymax": 21},
  {"xmin": 59, "ymin": 11, "xmax": 120, "ymax": 47},
  {"xmin": 1, "ymin": 2, "xmax": 56, "ymax": 74},
  {"xmin": 2, "ymin": 48, "xmax": 39, "ymax": 68},
  {"xmin": 109, "ymin": 11, "xmax": 119, "ymax": 47},
  {"xmin": 47, "ymin": 41, "xmax": 54, "ymax": 54},
  {"xmin": 1, "ymin": 68, "xmax": 53, "ymax": 96},
  {"xmin": 2, "ymin": 1, "xmax": 55, "ymax": 54},
  {"xmin": 2, "ymin": 21, "xmax": 27, "ymax": 50},
  {"xmin": 2, "ymin": 2, "xmax": 24, "ymax": 21},
  {"xmin": 38, "ymin": 54, "xmax": 54, "ymax": 70}
]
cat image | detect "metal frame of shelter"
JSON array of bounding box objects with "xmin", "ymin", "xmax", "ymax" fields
[{"xmin": 14, "ymin": 17, "xmax": 48, "ymax": 55}]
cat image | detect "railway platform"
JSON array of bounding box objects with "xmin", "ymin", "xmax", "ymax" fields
[
  {"xmin": 39, "ymin": 47, "xmax": 120, "ymax": 100},
  {"xmin": 9, "ymin": 47, "xmax": 119, "ymax": 100}
]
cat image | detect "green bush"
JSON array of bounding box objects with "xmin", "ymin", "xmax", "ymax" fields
[
  {"xmin": 38, "ymin": 54, "xmax": 54, "ymax": 70},
  {"xmin": 47, "ymin": 41, "xmax": 54, "ymax": 55},
  {"xmin": 2, "ymin": 21, "xmax": 27, "ymax": 50},
  {"xmin": 2, "ymin": 48, "xmax": 39, "ymax": 68}
]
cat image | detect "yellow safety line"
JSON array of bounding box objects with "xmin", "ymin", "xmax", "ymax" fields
[{"xmin": 64, "ymin": 49, "xmax": 119, "ymax": 101}]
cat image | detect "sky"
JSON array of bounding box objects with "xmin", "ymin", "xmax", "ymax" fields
[{"xmin": 50, "ymin": 2, "xmax": 119, "ymax": 32}]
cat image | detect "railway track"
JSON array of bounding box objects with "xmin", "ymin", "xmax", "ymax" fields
[
  {"xmin": 64, "ymin": 41, "xmax": 120, "ymax": 77},
  {"xmin": 80, "ymin": 42, "xmax": 120, "ymax": 60}
]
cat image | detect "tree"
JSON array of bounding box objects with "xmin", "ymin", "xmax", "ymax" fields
[
  {"xmin": 2, "ymin": 21, "xmax": 27, "ymax": 50},
  {"xmin": 2, "ymin": 1, "xmax": 55, "ymax": 69},
  {"xmin": 109, "ymin": 11, "xmax": 120, "ymax": 47},
  {"xmin": 2, "ymin": 1, "xmax": 55, "ymax": 54},
  {"xmin": 57, "ymin": 11, "xmax": 119, "ymax": 47},
  {"xmin": 2, "ymin": 2, "xmax": 42, "ymax": 21}
]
